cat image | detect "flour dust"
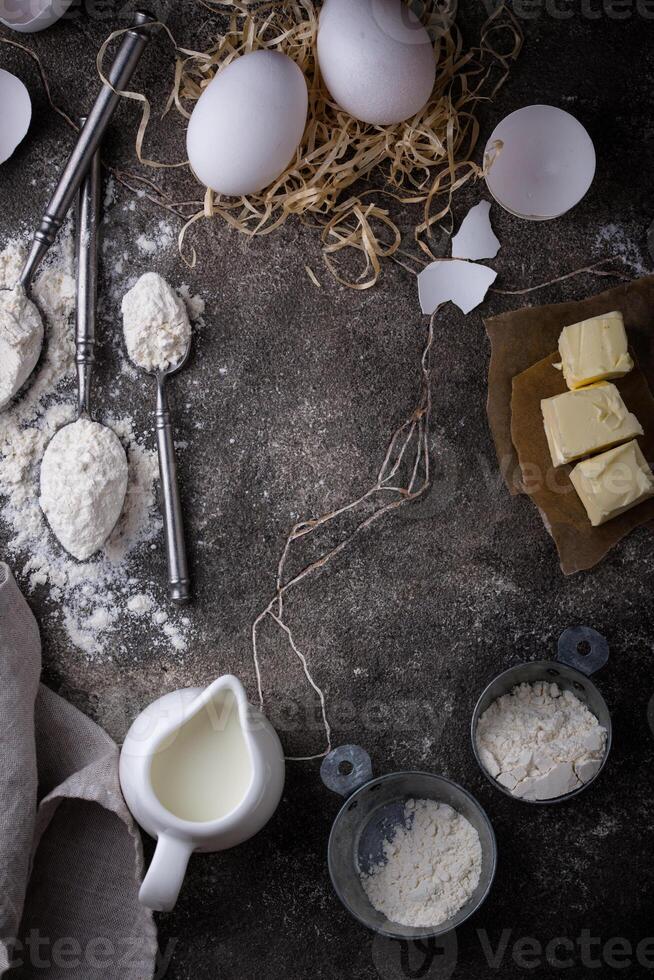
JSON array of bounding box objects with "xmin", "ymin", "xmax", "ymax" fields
[{"xmin": 0, "ymin": 229, "xmax": 199, "ymax": 659}]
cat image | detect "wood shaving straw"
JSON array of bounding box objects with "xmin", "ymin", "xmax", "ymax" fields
[{"xmin": 97, "ymin": 0, "xmax": 522, "ymax": 287}]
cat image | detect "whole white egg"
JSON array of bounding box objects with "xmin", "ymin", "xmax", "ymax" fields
[
  {"xmin": 317, "ymin": 0, "xmax": 436, "ymax": 126},
  {"xmin": 186, "ymin": 50, "xmax": 308, "ymax": 197}
]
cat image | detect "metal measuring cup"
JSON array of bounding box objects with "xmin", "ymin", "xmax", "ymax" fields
[
  {"xmin": 471, "ymin": 626, "xmax": 612, "ymax": 805},
  {"xmin": 320, "ymin": 745, "xmax": 497, "ymax": 939}
]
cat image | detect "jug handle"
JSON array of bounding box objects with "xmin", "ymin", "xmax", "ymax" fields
[{"xmin": 139, "ymin": 834, "xmax": 193, "ymax": 912}]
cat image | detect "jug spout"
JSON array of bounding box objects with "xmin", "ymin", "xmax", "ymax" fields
[
  {"xmin": 139, "ymin": 834, "xmax": 193, "ymax": 912},
  {"xmin": 148, "ymin": 674, "xmax": 255, "ymax": 826},
  {"xmin": 196, "ymin": 674, "xmax": 251, "ymax": 733}
]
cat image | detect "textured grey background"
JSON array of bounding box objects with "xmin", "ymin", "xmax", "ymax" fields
[{"xmin": 1, "ymin": 1, "xmax": 654, "ymax": 977}]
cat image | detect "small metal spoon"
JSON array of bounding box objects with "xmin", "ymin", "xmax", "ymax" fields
[
  {"xmin": 147, "ymin": 349, "xmax": 191, "ymax": 605},
  {"xmin": 40, "ymin": 134, "xmax": 128, "ymax": 560},
  {"xmin": 20, "ymin": 11, "xmax": 156, "ymax": 289},
  {"xmin": 75, "ymin": 131, "xmax": 103, "ymax": 422},
  {"xmin": 1, "ymin": 11, "xmax": 156, "ymax": 409}
]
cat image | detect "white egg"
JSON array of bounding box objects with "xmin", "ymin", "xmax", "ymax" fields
[
  {"xmin": 317, "ymin": 0, "xmax": 436, "ymax": 126},
  {"xmin": 0, "ymin": 69, "xmax": 31, "ymax": 165},
  {"xmin": 186, "ymin": 50, "xmax": 308, "ymax": 197}
]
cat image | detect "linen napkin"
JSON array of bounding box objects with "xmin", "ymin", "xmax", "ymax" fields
[{"xmin": 0, "ymin": 562, "xmax": 158, "ymax": 979}]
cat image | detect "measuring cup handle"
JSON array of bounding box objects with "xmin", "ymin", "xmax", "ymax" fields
[
  {"xmin": 556, "ymin": 626, "xmax": 609, "ymax": 676},
  {"xmin": 139, "ymin": 833, "xmax": 192, "ymax": 912},
  {"xmin": 320, "ymin": 745, "xmax": 373, "ymax": 797}
]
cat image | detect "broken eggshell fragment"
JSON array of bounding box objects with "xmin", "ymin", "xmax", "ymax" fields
[
  {"xmin": 451, "ymin": 201, "xmax": 500, "ymax": 261},
  {"xmin": 0, "ymin": 69, "xmax": 31, "ymax": 164},
  {"xmin": 418, "ymin": 259, "xmax": 497, "ymax": 316}
]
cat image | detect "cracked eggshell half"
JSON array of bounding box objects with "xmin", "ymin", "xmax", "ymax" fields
[
  {"xmin": 317, "ymin": 0, "xmax": 436, "ymax": 126},
  {"xmin": 0, "ymin": 70, "xmax": 31, "ymax": 164},
  {"xmin": 186, "ymin": 50, "xmax": 308, "ymax": 198},
  {"xmin": 484, "ymin": 105, "xmax": 595, "ymax": 220},
  {"xmin": 0, "ymin": 0, "xmax": 73, "ymax": 32}
]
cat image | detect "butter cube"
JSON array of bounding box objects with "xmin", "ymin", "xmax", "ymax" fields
[
  {"xmin": 541, "ymin": 381, "xmax": 642, "ymax": 467},
  {"xmin": 570, "ymin": 440, "xmax": 654, "ymax": 526},
  {"xmin": 558, "ymin": 311, "xmax": 633, "ymax": 390}
]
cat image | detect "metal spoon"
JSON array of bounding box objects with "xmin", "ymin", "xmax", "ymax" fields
[
  {"xmin": 1, "ymin": 11, "xmax": 156, "ymax": 409},
  {"xmin": 146, "ymin": 348, "xmax": 192, "ymax": 605},
  {"xmin": 20, "ymin": 10, "xmax": 156, "ymax": 289},
  {"xmin": 40, "ymin": 136, "xmax": 128, "ymax": 560},
  {"xmin": 73, "ymin": 134, "xmax": 106, "ymax": 422}
]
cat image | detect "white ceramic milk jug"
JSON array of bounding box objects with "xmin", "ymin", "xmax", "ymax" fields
[{"xmin": 119, "ymin": 674, "xmax": 285, "ymax": 911}]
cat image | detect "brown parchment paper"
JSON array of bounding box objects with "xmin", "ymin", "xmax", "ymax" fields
[
  {"xmin": 484, "ymin": 275, "xmax": 654, "ymax": 495},
  {"xmin": 511, "ymin": 350, "xmax": 654, "ymax": 574}
]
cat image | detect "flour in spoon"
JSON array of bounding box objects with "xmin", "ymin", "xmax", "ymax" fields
[
  {"xmin": 0, "ymin": 230, "xmax": 200, "ymax": 659},
  {"xmin": 40, "ymin": 417, "xmax": 129, "ymax": 561},
  {"xmin": 121, "ymin": 272, "xmax": 191, "ymax": 372},
  {"xmin": 0, "ymin": 284, "xmax": 44, "ymax": 409}
]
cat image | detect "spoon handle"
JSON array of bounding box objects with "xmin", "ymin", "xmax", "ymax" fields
[
  {"xmin": 156, "ymin": 375, "xmax": 191, "ymax": 604},
  {"xmin": 75, "ymin": 127, "xmax": 101, "ymax": 419},
  {"xmin": 19, "ymin": 10, "xmax": 156, "ymax": 288}
]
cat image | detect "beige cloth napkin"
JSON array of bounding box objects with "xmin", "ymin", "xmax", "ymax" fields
[{"xmin": 0, "ymin": 563, "xmax": 158, "ymax": 979}]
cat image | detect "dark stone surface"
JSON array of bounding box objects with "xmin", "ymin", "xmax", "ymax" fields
[{"xmin": 1, "ymin": 2, "xmax": 654, "ymax": 978}]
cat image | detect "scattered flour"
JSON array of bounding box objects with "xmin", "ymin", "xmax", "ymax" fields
[
  {"xmin": 121, "ymin": 271, "xmax": 191, "ymax": 372},
  {"xmin": 127, "ymin": 592, "xmax": 154, "ymax": 615},
  {"xmin": 476, "ymin": 681, "xmax": 607, "ymax": 801},
  {"xmin": 40, "ymin": 417, "xmax": 129, "ymax": 561},
  {"xmin": 361, "ymin": 798, "xmax": 482, "ymax": 928},
  {"xmin": 135, "ymin": 221, "xmax": 175, "ymax": 255},
  {"xmin": 0, "ymin": 285, "xmax": 44, "ymax": 409},
  {"xmin": 0, "ymin": 232, "xmax": 193, "ymax": 658},
  {"xmin": 593, "ymin": 223, "xmax": 648, "ymax": 275},
  {"xmin": 178, "ymin": 283, "xmax": 205, "ymax": 321}
]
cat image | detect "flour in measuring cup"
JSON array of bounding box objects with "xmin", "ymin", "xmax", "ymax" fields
[
  {"xmin": 361, "ymin": 798, "xmax": 482, "ymax": 928},
  {"xmin": 476, "ymin": 681, "xmax": 607, "ymax": 801}
]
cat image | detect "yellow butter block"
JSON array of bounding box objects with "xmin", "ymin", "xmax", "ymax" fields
[
  {"xmin": 541, "ymin": 381, "xmax": 642, "ymax": 467},
  {"xmin": 558, "ymin": 310, "xmax": 633, "ymax": 390},
  {"xmin": 570, "ymin": 440, "xmax": 654, "ymax": 526}
]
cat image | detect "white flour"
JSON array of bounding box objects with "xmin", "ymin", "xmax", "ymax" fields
[
  {"xmin": 593, "ymin": 223, "xmax": 648, "ymax": 276},
  {"xmin": 361, "ymin": 798, "xmax": 482, "ymax": 928},
  {"xmin": 122, "ymin": 271, "xmax": 191, "ymax": 372},
  {"xmin": 0, "ymin": 232, "xmax": 196, "ymax": 658},
  {"xmin": 40, "ymin": 417, "xmax": 129, "ymax": 561},
  {"xmin": 476, "ymin": 681, "xmax": 607, "ymax": 801},
  {"xmin": 0, "ymin": 284, "xmax": 43, "ymax": 409}
]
